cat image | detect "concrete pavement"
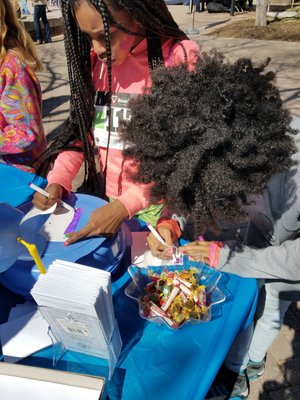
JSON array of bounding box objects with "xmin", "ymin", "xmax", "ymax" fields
[{"xmin": 33, "ymin": 5, "xmax": 300, "ymax": 399}]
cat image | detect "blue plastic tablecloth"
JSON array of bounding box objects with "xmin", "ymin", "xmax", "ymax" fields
[
  {"xmin": 0, "ymin": 259, "xmax": 257, "ymax": 400},
  {"xmin": 110, "ymin": 267, "xmax": 257, "ymax": 400}
]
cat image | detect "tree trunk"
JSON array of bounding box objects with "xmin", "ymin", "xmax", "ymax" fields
[{"xmin": 255, "ymin": 0, "xmax": 268, "ymax": 26}]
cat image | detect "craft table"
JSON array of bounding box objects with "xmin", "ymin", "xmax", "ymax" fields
[
  {"xmin": 0, "ymin": 164, "xmax": 258, "ymax": 399},
  {"xmin": 0, "ymin": 257, "xmax": 257, "ymax": 400}
]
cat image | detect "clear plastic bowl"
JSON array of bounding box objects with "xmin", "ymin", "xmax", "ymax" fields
[{"xmin": 125, "ymin": 259, "xmax": 226, "ymax": 329}]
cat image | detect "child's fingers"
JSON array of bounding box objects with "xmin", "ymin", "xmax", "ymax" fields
[
  {"xmin": 180, "ymin": 241, "xmax": 210, "ymax": 259},
  {"xmin": 157, "ymin": 226, "xmax": 173, "ymax": 246},
  {"xmin": 147, "ymin": 232, "xmax": 168, "ymax": 253}
]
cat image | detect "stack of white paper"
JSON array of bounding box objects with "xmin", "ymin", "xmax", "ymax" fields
[{"xmin": 30, "ymin": 260, "xmax": 117, "ymax": 360}]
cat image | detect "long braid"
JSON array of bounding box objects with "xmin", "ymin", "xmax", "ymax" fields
[
  {"xmin": 146, "ymin": 33, "xmax": 163, "ymax": 70},
  {"xmin": 98, "ymin": 0, "xmax": 113, "ymax": 197},
  {"xmin": 39, "ymin": 0, "xmax": 98, "ymax": 191},
  {"xmin": 39, "ymin": 0, "xmax": 189, "ymax": 195},
  {"xmin": 66, "ymin": 1, "xmax": 97, "ymax": 190}
]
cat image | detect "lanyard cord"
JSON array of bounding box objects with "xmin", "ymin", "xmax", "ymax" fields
[{"xmin": 101, "ymin": 94, "xmax": 112, "ymax": 199}]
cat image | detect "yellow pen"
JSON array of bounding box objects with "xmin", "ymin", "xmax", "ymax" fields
[{"xmin": 17, "ymin": 237, "xmax": 47, "ymax": 274}]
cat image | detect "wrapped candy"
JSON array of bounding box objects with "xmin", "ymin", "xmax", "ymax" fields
[{"xmin": 140, "ymin": 268, "xmax": 208, "ymax": 327}]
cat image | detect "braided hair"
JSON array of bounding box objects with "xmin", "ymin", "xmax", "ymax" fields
[
  {"xmin": 120, "ymin": 51, "xmax": 297, "ymax": 236},
  {"xmin": 39, "ymin": 0, "xmax": 188, "ymax": 194}
]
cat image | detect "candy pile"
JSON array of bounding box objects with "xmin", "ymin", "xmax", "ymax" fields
[{"xmin": 140, "ymin": 268, "xmax": 208, "ymax": 328}]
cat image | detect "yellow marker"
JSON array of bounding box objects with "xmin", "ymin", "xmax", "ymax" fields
[{"xmin": 17, "ymin": 237, "xmax": 47, "ymax": 274}]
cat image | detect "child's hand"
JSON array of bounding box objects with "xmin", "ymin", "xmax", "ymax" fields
[
  {"xmin": 180, "ymin": 241, "xmax": 210, "ymax": 264},
  {"xmin": 64, "ymin": 199, "xmax": 129, "ymax": 245},
  {"xmin": 147, "ymin": 225, "xmax": 174, "ymax": 259},
  {"xmin": 147, "ymin": 218, "xmax": 181, "ymax": 258},
  {"xmin": 32, "ymin": 183, "xmax": 63, "ymax": 210},
  {"xmin": 180, "ymin": 240, "xmax": 223, "ymax": 268}
]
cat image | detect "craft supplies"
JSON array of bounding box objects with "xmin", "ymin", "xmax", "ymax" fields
[
  {"xmin": 1, "ymin": 194, "xmax": 128, "ymax": 300},
  {"xmin": 17, "ymin": 237, "xmax": 46, "ymax": 274},
  {"xmin": 64, "ymin": 208, "xmax": 84, "ymax": 235}
]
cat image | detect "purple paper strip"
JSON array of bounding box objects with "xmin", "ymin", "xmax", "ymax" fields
[{"xmin": 64, "ymin": 207, "xmax": 84, "ymax": 234}]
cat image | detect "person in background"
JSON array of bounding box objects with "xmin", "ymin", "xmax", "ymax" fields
[
  {"xmin": 119, "ymin": 52, "xmax": 300, "ymax": 399},
  {"xmin": 20, "ymin": 0, "xmax": 30, "ymax": 16},
  {"xmin": 32, "ymin": 0, "xmax": 199, "ymax": 244},
  {"xmin": 32, "ymin": 0, "xmax": 51, "ymax": 44},
  {"xmin": 50, "ymin": 0, "xmax": 59, "ymax": 7},
  {"xmin": 246, "ymin": 0, "xmax": 253, "ymax": 11},
  {"xmin": 188, "ymin": 0, "xmax": 202, "ymax": 13},
  {"xmin": 0, "ymin": 0, "xmax": 46, "ymax": 173}
]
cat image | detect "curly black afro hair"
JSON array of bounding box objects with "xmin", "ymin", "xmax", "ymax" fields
[{"xmin": 121, "ymin": 51, "xmax": 297, "ymax": 234}]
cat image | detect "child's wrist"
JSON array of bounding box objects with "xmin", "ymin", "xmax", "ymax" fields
[
  {"xmin": 208, "ymin": 241, "xmax": 223, "ymax": 268},
  {"xmin": 156, "ymin": 218, "xmax": 181, "ymax": 241}
]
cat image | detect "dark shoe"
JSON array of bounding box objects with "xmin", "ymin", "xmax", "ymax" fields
[
  {"xmin": 208, "ymin": 364, "xmax": 249, "ymax": 399},
  {"xmin": 246, "ymin": 358, "xmax": 265, "ymax": 381}
]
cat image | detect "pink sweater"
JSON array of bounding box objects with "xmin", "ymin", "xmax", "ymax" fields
[{"xmin": 47, "ymin": 38, "xmax": 200, "ymax": 217}]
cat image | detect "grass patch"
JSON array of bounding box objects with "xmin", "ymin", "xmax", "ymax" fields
[{"xmin": 208, "ymin": 17, "xmax": 300, "ymax": 41}]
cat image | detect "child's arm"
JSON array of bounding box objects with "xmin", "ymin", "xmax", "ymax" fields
[
  {"xmin": 217, "ymin": 238, "xmax": 300, "ymax": 281},
  {"xmin": 47, "ymin": 147, "xmax": 84, "ymax": 194},
  {"xmin": 212, "ymin": 166, "xmax": 300, "ymax": 280},
  {"xmin": 180, "ymin": 233, "xmax": 300, "ymax": 280}
]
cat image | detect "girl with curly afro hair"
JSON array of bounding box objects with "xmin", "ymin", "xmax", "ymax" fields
[
  {"xmin": 122, "ymin": 51, "xmax": 296, "ymax": 238},
  {"xmin": 121, "ymin": 52, "xmax": 300, "ymax": 399}
]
